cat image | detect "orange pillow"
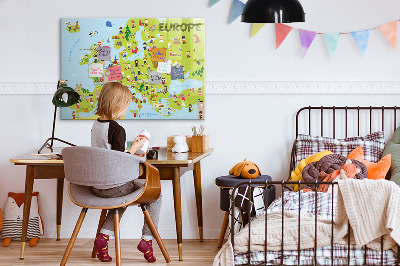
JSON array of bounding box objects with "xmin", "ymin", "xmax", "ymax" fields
[{"xmin": 347, "ymin": 146, "xmax": 391, "ymax": 180}]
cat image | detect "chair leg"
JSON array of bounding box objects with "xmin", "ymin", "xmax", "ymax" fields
[
  {"xmin": 92, "ymin": 209, "xmax": 108, "ymax": 258},
  {"xmin": 114, "ymin": 209, "xmax": 121, "ymax": 266},
  {"xmin": 141, "ymin": 205, "xmax": 171, "ymax": 263},
  {"xmin": 60, "ymin": 208, "xmax": 88, "ymax": 266},
  {"xmin": 217, "ymin": 211, "xmax": 230, "ymax": 248}
]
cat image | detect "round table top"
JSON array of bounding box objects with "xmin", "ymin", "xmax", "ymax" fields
[{"xmin": 215, "ymin": 175, "xmax": 272, "ymax": 188}]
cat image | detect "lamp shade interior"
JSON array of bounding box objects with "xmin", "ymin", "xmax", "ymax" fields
[
  {"xmin": 242, "ymin": 0, "xmax": 305, "ymax": 23},
  {"xmin": 52, "ymin": 85, "xmax": 80, "ymax": 107}
]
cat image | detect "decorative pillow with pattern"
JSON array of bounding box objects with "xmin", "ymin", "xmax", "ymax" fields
[{"xmin": 294, "ymin": 131, "xmax": 385, "ymax": 167}]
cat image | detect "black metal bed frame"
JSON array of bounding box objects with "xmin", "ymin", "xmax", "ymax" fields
[{"xmin": 230, "ymin": 106, "xmax": 400, "ymax": 266}]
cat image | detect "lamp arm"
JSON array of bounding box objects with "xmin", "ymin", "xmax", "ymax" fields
[{"xmin": 50, "ymin": 105, "xmax": 57, "ymax": 148}]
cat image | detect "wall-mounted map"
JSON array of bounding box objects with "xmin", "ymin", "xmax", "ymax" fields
[{"xmin": 61, "ymin": 18, "xmax": 205, "ymax": 120}]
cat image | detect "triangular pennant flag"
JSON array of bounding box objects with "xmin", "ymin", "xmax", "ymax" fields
[
  {"xmin": 378, "ymin": 21, "xmax": 398, "ymax": 50},
  {"xmin": 275, "ymin": 23, "xmax": 293, "ymax": 49},
  {"xmin": 251, "ymin": 23, "xmax": 266, "ymax": 38},
  {"xmin": 323, "ymin": 33, "xmax": 341, "ymax": 58},
  {"xmin": 351, "ymin": 29, "xmax": 370, "ymax": 55},
  {"xmin": 298, "ymin": 29, "xmax": 317, "ymax": 58},
  {"xmin": 209, "ymin": 0, "xmax": 220, "ymax": 7},
  {"xmin": 229, "ymin": 0, "xmax": 245, "ymax": 24}
]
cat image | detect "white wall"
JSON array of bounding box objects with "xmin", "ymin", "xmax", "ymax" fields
[{"xmin": 1, "ymin": 0, "xmax": 400, "ymax": 240}]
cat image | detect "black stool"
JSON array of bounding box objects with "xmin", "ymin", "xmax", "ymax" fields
[{"xmin": 215, "ymin": 175, "xmax": 275, "ymax": 248}]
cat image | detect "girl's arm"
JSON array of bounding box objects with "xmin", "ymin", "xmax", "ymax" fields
[{"xmin": 128, "ymin": 137, "xmax": 147, "ymax": 155}]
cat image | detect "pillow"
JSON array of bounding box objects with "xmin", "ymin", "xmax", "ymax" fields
[
  {"xmin": 302, "ymin": 154, "xmax": 368, "ymax": 190},
  {"xmin": 289, "ymin": 150, "xmax": 333, "ymax": 191},
  {"xmin": 382, "ymin": 126, "xmax": 400, "ymax": 184},
  {"xmin": 295, "ymin": 131, "xmax": 385, "ymax": 167},
  {"xmin": 348, "ymin": 146, "xmax": 391, "ymax": 180}
]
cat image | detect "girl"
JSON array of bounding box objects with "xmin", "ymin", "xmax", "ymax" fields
[{"xmin": 91, "ymin": 82, "xmax": 161, "ymax": 263}]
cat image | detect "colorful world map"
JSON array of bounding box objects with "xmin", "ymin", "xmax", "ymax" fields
[{"xmin": 61, "ymin": 18, "xmax": 205, "ymax": 119}]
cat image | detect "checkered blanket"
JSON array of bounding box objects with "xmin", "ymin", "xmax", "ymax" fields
[{"xmin": 234, "ymin": 191, "xmax": 397, "ymax": 265}]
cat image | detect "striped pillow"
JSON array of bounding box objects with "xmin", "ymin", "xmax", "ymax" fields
[{"xmin": 294, "ymin": 131, "xmax": 385, "ymax": 167}]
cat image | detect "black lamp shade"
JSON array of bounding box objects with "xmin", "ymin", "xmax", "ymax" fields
[
  {"xmin": 241, "ymin": 0, "xmax": 305, "ymax": 23},
  {"xmin": 52, "ymin": 84, "xmax": 80, "ymax": 107}
]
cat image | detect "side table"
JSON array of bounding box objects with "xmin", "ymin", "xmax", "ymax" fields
[{"xmin": 215, "ymin": 175, "xmax": 275, "ymax": 248}]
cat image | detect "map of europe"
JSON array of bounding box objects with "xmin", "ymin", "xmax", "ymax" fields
[{"xmin": 61, "ymin": 18, "xmax": 205, "ymax": 119}]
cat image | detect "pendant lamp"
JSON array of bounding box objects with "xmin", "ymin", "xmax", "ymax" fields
[
  {"xmin": 241, "ymin": 0, "xmax": 305, "ymax": 23},
  {"xmin": 38, "ymin": 80, "xmax": 80, "ymax": 154}
]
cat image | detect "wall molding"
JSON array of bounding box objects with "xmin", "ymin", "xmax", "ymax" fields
[{"xmin": 1, "ymin": 81, "xmax": 400, "ymax": 95}]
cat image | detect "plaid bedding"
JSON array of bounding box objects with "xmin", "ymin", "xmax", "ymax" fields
[
  {"xmin": 234, "ymin": 244, "xmax": 397, "ymax": 265},
  {"xmin": 234, "ymin": 191, "xmax": 397, "ymax": 265},
  {"xmin": 294, "ymin": 131, "xmax": 385, "ymax": 166}
]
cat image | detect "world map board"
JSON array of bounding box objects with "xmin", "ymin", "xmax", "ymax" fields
[{"xmin": 61, "ymin": 18, "xmax": 205, "ymax": 119}]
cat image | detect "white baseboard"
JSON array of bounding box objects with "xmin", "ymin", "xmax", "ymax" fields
[{"xmin": 1, "ymin": 81, "xmax": 400, "ymax": 95}]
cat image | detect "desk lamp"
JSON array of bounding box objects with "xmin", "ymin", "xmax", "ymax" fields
[
  {"xmin": 38, "ymin": 80, "xmax": 80, "ymax": 154},
  {"xmin": 241, "ymin": 0, "xmax": 305, "ymax": 23}
]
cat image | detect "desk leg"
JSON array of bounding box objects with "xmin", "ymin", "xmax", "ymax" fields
[
  {"xmin": 193, "ymin": 161, "xmax": 203, "ymax": 242},
  {"xmin": 56, "ymin": 178, "xmax": 64, "ymax": 241},
  {"xmin": 20, "ymin": 165, "xmax": 35, "ymax": 259},
  {"xmin": 172, "ymin": 167, "xmax": 183, "ymax": 261}
]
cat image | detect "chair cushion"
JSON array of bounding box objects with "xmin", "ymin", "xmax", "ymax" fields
[{"xmin": 69, "ymin": 180, "xmax": 145, "ymax": 208}]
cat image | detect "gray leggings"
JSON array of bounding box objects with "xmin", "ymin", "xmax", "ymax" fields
[{"xmin": 92, "ymin": 180, "xmax": 162, "ymax": 240}]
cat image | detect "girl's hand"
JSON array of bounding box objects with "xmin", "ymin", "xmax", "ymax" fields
[
  {"xmin": 129, "ymin": 137, "xmax": 147, "ymax": 155},
  {"xmin": 134, "ymin": 148, "xmax": 149, "ymax": 157}
]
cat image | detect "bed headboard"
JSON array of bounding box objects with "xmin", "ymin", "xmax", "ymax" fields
[{"xmin": 290, "ymin": 106, "xmax": 400, "ymax": 179}]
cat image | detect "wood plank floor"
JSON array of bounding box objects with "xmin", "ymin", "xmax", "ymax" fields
[{"xmin": 0, "ymin": 239, "xmax": 222, "ymax": 265}]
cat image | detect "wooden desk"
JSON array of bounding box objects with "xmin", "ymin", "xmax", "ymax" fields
[{"xmin": 10, "ymin": 147, "xmax": 213, "ymax": 261}]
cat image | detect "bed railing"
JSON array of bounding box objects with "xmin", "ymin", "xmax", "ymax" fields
[
  {"xmin": 289, "ymin": 106, "xmax": 400, "ymax": 185},
  {"xmin": 230, "ymin": 180, "xmax": 400, "ymax": 266}
]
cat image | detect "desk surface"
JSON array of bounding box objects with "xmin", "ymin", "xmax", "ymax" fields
[{"xmin": 10, "ymin": 147, "xmax": 214, "ymax": 165}]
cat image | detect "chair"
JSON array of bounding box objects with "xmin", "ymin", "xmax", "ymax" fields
[{"xmin": 60, "ymin": 146, "xmax": 171, "ymax": 265}]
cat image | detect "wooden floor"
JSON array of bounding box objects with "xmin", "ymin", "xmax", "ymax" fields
[{"xmin": 0, "ymin": 239, "xmax": 221, "ymax": 265}]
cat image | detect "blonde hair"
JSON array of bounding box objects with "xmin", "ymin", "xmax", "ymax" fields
[{"xmin": 95, "ymin": 82, "xmax": 131, "ymax": 120}]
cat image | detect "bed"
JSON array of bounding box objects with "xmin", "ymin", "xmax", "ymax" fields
[{"xmin": 214, "ymin": 106, "xmax": 400, "ymax": 266}]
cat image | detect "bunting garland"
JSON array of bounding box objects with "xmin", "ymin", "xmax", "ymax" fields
[
  {"xmin": 208, "ymin": 1, "xmax": 400, "ymax": 58},
  {"xmin": 323, "ymin": 33, "xmax": 341, "ymax": 58},
  {"xmin": 351, "ymin": 29, "xmax": 370, "ymax": 55},
  {"xmin": 229, "ymin": 0, "xmax": 245, "ymax": 24},
  {"xmin": 298, "ymin": 30, "xmax": 317, "ymax": 58},
  {"xmin": 251, "ymin": 23, "xmax": 266, "ymax": 38},
  {"xmin": 275, "ymin": 23, "xmax": 292, "ymax": 49},
  {"xmin": 209, "ymin": 0, "xmax": 220, "ymax": 7},
  {"xmin": 378, "ymin": 21, "xmax": 398, "ymax": 50}
]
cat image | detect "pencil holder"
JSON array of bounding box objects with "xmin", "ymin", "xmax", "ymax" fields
[{"xmin": 191, "ymin": 135, "xmax": 209, "ymax": 153}]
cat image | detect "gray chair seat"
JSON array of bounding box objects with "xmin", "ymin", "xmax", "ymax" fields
[
  {"xmin": 61, "ymin": 146, "xmax": 170, "ymax": 265},
  {"xmin": 69, "ymin": 180, "xmax": 145, "ymax": 208}
]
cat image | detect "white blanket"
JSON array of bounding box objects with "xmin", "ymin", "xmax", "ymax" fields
[{"xmin": 213, "ymin": 179, "xmax": 400, "ymax": 266}]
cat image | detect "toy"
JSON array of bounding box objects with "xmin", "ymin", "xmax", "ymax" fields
[
  {"xmin": 1, "ymin": 192, "xmax": 43, "ymax": 247},
  {"xmin": 172, "ymin": 135, "xmax": 189, "ymax": 153},
  {"xmin": 317, "ymin": 160, "xmax": 360, "ymax": 192},
  {"xmin": 348, "ymin": 146, "xmax": 391, "ymax": 180},
  {"xmin": 289, "ymin": 150, "xmax": 333, "ymax": 191},
  {"xmin": 301, "ymin": 154, "xmax": 368, "ymax": 190},
  {"xmin": 229, "ymin": 159, "xmax": 261, "ymax": 179}
]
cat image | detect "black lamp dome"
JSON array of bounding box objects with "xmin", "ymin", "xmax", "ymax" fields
[{"xmin": 241, "ymin": 0, "xmax": 305, "ymax": 23}]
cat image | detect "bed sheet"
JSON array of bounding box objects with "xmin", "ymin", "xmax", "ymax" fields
[{"xmin": 234, "ymin": 191, "xmax": 397, "ymax": 265}]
